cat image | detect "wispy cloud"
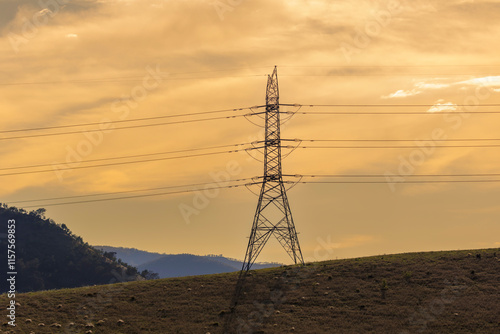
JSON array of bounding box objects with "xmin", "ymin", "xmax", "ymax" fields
[
  {"xmin": 382, "ymin": 75, "xmax": 500, "ymax": 99},
  {"xmin": 427, "ymin": 100, "xmax": 458, "ymax": 112},
  {"xmin": 458, "ymin": 76, "xmax": 500, "ymax": 87},
  {"xmin": 382, "ymin": 89, "xmax": 420, "ymax": 99},
  {"xmin": 415, "ymin": 81, "xmax": 451, "ymax": 90}
]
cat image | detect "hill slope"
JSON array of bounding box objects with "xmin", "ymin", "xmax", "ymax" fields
[
  {"xmin": 5, "ymin": 248, "xmax": 499, "ymax": 333},
  {"xmin": 95, "ymin": 245, "xmax": 281, "ymax": 278},
  {"xmin": 0, "ymin": 205, "xmax": 141, "ymax": 292}
]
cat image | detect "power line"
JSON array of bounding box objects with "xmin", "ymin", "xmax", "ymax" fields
[
  {"xmin": 0, "ymin": 107, "xmax": 254, "ymax": 134},
  {"xmin": 0, "ymin": 143, "xmax": 251, "ymax": 172},
  {"xmin": 284, "ymin": 173, "xmax": 500, "ymax": 178},
  {"xmin": 282, "ymin": 138, "xmax": 500, "ymax": 143},
  {"xmin": 3, "ymin": 103, "xmax": 498, "ymax": 140},
  {"xmin": 290, "ymin": 111, "xmax": 500, "ymax": 115},
  {"xmin": 5, "ymin": 102, "xmax": 498, "ymax": 136},
  {"xmin": 18, "ymin": 182, "xmax": 260, "ymax": 209},
  {"xmin": 280, "ymin": 103, "xmax": 500, "ymax": 108},
  {"xmin": 3, "ymin": 65, "xmax": 497, "ymax": 86},
  {"xmin": 289, "ymin": 144, "xmax": 500, "ymax": 149},
  {"xmin": 14, "ymin": 139, "xmax": 499, "ymax": 178},
  {"xmin": 277, "ymin": 104, "xmax": 500, "ymax": 115},
  {"xmin": 0, "ymin": 147, "xmax": 259, "ymax": 177},
  {"xmin": 7, "ymin": 178, "xmax": 255, "ymax": 204},
  {"xmin": 293, "ymin": 180, "xmax": 500, "ymax": 184},
  {"xmin": 11, "ymin": 173, "xmax": 500, "ymax": 206},
  {"xmin": 14, "ymin": 173, "xmax": 500, "ymax": 208},
  {"xmin": 0, "ymin": 113, "xmax": 263, "ymax": 141},
  {"xmin": 276, "ymin": 65, "xmax": 500, "ymax": 78},
  {"xmin": 278, "ymin": 65, "xmax": 500, "ymax": 68},
  {"xmin": 0, "ymin": 72, "xmax": 267, "ymax": 86},
  {"xmin": 279, "ymin": 74, "xmax": 500, "ymax": 77}
]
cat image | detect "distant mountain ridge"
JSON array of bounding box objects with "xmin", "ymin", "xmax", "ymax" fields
[
  {"xmin": 93, "ymin": 245, "xmax": 165, "ymax": 267},
  {"xmin": 94, "ymin": 245, "xmax": 281, "ymax": 278}
]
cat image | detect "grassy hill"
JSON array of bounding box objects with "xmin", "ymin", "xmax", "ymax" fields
[{"xmin": 2, "ymin": 248, "xmax": 499, "ymax": 333}]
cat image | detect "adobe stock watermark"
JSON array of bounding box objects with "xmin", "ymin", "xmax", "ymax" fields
[
  {"xmin": 384, "ymin": 80, "xmax": 496, "ymax": 192},
  {"xmin": 312, "ymin": 235, "xmax": 338, "ymax": 262},
  {"xmin": 338, "ymin": 0, "xmax": 436, "ymax": 64},
  {"xmin": 234, "ymin": 235, "xmax": 337, "ymax": 333},
  {"xmin": 51, "ymin": 64, "xmax": 167, "ymax": 182},
  {"xmin": 211, "ymin": 0, "xmax": 246, "ymax": 21},
  {"xmin": 400, "ymin": 277, "xmax": 467, "ymax": 334},
  {"xmin": 152, "ymin": 0, "xmax": 167, "ymax": 8},
  {"xmin": 62, "ymin": 268, "xmax": 139, "ymax": 333},
  {"xmin": 178, "ymin": 160, "xmax": 243, "ymax": 224},
  {"xmin": 8, "ymin": 0, "xmax": 69, "ymax": 54},
  {"xmin": 177, "ymin": 106, "xmax": 300, "ymax": 225}
]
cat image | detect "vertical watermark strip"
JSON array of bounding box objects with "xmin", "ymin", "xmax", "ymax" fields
[{"xmin": 6, "ymin": 218, "xmax": 17, "ymax": 327}]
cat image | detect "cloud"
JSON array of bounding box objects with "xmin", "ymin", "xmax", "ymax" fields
[
  {"xmin": 382, "ymin": 78, "xmax": 454, "ymax": 99},
  {"xmin": 37, "ymin": 8, "xmax": 53, "ymax": 16},
  {"xmin": 382, "ymin": 89, "xmax": 420, "ymax": 99},
  {"xmin": 415, "ymin": 81, "xmax": 450, "ymax": 90},
  {"xmin": 382, "ymin": 75, "xmax": 500, "ymax": 99},
  {"xmin": 459, "ymin": 76, "xmax": 500, "ymax": 87},
  {"xmin": 0, "ymin": 0, "xmax": 102, "ymax": 32},
  {"xmin": 427, "ymin": 100, "xmax": 458, "ymax": 112}
]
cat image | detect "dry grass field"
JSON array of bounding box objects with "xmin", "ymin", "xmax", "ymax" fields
[{"xmin": 2, "ymin": 248, "xmax": 499, "ymax": 333}]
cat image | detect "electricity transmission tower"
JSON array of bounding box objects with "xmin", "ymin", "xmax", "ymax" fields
[
  {"xmin": 241, "ymin": 66, "xmax": 304, "ymax": 271},
  {"xmin": 224, "ymin": 66, "xmax": 304, "ymax": 333}
]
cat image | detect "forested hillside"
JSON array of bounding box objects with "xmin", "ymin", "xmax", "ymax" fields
[{"xmin": 0, "ymin": 204, "xmax": 141, "ymax": 292}]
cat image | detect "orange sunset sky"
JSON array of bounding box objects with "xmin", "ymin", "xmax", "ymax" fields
[{"xmin": 1, "ymin": 0, "xmax": 500, "ymax": 264}]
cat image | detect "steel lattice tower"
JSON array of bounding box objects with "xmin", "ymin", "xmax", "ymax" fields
[{"xmin": 241, "ymin": 66, "xmax": 304, "ymax": 271}]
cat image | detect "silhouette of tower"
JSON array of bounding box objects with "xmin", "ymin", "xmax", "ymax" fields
[
  {"xmin": 223, "ymin": 67, "xmax": 304, "ymax": 333},
  {"xmin": 241, "ymin": 66, "xmax": 304, "ymax": 271}
]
